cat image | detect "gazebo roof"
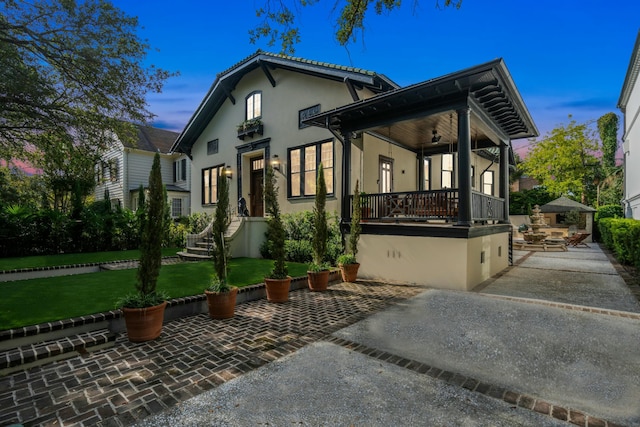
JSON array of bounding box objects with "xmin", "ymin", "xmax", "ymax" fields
[{"xmin": 540, "ymin": 196, "xmax": 596, "ymax": 213}]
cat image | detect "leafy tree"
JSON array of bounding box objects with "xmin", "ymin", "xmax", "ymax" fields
[
  {"xmin": 596, "ymin": 112, "xmax": 622, "ymax": 207},
  {"xmin": 509, "ymin": 187, "xmax": 554, "ymax": 215},
  {"xmin": 137, "ymin": 153, "xmax": 164, "ymax": 301},
  {"xmin": 0, "ymin": 0, "xmax": 173, "ymax": 161},
  {"xmin": 521, "ymin": 118, "xmax": 600, "ymax": 204},
  {"xmin": 251, "ymin": 0, "xmax": 462, "ymax": 54}
]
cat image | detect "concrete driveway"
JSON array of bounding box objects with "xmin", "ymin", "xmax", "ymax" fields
[{"xmin": 136, "ymin": 244, "xmax": 640, "ymax": 427}]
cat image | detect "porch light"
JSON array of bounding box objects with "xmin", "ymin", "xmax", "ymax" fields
[
  {"xmin": 271, "ymin": 154, "xmax": 281, "ymax": 172},
  {"xmin": 432, "ymin": 129, "xmax": 442, "ymax": 144},
  {"xmin": 225, "ymin": 165, "xmax": 233, "ymax": 180}
]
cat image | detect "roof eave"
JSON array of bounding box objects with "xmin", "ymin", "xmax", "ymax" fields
[{"xmin": 617, "ymin": 30, "xmax": 640, "ymax": 109}]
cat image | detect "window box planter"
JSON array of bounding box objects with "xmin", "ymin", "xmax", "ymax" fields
[{"xmin": 237, "ymin": 123, "xmax": 263, "ymax": 140}]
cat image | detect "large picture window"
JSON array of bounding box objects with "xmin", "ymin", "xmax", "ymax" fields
[
  {"xmin": 202, "ymin": 165, "xmax": 224, "ymax": 205},
  {"xmin": 288, "ymin": 140, "xmax": 334, "ymax": 197},
  {"xmin": 246, "ymin": 91, "xmax": 261, "ymax": 120}
]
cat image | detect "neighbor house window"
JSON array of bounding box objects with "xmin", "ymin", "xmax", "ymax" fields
[
  {"xmin": 174, "ymin": 158, "xmax": 187, "ymax": 182},
  {"xmin": 171, "ymin": 198, "xmax": 182, "ymax": 218},
  {"xmin": 109, "ymin": 159, "xmax": 118, "ymax": 182},
  {"xmin": 202, "ymin": 165, "xmax": 224, "ymax": 205},
  {"xmin": 288, "ymin": 140, "xmax": 334, "ymax": 197},
  {"xmin": 246, "ymin": 91, "xmax": 262, "ymax": 120},
  {"xmin": 442, "ymin": 154, "xmax": 454, "ymax": 188},
  {"xmin": 207, "ymin": 139, "xmax": 219, "ymax": 155},
  {"xmin": 482, "ymin": 170, "xmax": 494, "ymax": 195}
]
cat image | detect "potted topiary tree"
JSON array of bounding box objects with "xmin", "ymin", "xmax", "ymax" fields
[
  {"xmin": 337, "ymin": 180, "xmax": 361, "ymax": 282},
  {"xmin": 204, "ymin": 173, "xmax": 237, "ymax": 319},
  {"xmin": 263, "ymin": 165, "xmax": 291, "ymax": 302},
  {"xmin": 117, "ymin": 152, "xmax": 169, "ymax": 342},
  {"xmin": 307, "ymin": 163, "xmax": 331, "ymax": 291}
]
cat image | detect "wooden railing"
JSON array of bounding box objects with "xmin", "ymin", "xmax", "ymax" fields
[
  {"xmin": 471, "ymin": 191, "xmax": 504, "ymax": 222},
  {"xmin": 349, "ymin": 189, "xmax": 504, "ymax": 223},
  {"xmin": 353, "ymin": 189, "xmax": 459, "ymax": 222}
]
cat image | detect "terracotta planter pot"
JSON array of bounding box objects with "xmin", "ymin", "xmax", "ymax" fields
[
  {"xmin": 205, "ymin": 287, "xmax": 238, "ymax": 319},
  {"xmin": 307, "ymin": 270, "xmax": 330, "ymax": 292},
  {"xmin": 339, "ymin": 263, "xmax": 360, "ymax": 282},
  {"xmin": 122, "ymin": 301, "xmax": 167, "ymax": 343},
  {"xmin": 264, "ymin": 276, "xmax": 292, "ymax": 303}
]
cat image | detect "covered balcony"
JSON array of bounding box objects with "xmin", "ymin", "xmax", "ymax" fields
[{"xmin": 304, "ymin": 59, "xmax": 538, "ymax": 291}]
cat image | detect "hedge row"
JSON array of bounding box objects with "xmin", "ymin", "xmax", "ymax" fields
[{"xmin": 597, "ymin": 217, "xmax": 640, "ymax": 268}]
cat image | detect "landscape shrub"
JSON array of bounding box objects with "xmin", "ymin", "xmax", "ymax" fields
[{"xmin": 598, "ymin": 217, "xmax": 640, "ymax": 268}]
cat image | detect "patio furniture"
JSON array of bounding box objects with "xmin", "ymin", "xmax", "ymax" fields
[{"xmin": 565, "ymin": 232, "xmax": 591, "ymax": 248}]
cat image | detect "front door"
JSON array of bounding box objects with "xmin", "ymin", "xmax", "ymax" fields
[{"xmin": 250, "ymin": 157, "xmax": 264, "ymax": 216}]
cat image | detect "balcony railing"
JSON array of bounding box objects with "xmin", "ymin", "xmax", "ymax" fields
[{"xmin": 349, "ymin": 189, "xmax": 504, "ymax": 223}]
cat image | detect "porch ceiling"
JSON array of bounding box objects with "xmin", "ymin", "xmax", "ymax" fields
[{"xmin": 304, "ymin": 58, "xmax": 538, "ymax": 154}]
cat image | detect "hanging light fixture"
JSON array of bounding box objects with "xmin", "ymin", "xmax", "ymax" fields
[{"xmin": 431, "ymin": 129, "xmax": 441, "ymax": 144}]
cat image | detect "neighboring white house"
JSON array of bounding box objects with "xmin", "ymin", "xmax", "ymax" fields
[
  {"xmin": 171, "ymin": 51, "xmax": 537, "ymax": 291},
  {"xmin": 618, "ymin": 30, "xmax": 640, "ymax": 220},
  {"xmin": 94, "ymin": 125, "xmax": 190, "ymax": 218}
]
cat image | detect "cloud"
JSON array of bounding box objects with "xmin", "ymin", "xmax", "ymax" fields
[{"xmin": 546, "ymin": 97, "xmax": 616, "ymax": 111}]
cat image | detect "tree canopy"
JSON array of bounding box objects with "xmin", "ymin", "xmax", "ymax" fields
[
  {"xmin": 0, "ymin": 0, "xmax": 173, "ymax": 163},
  {"xmin": 520, "ymin": 118, "xmax": 600, "ymax": 204},
  {"xmin": 251, "ymin": 0, "xmax": 463, "ymax": 54}
]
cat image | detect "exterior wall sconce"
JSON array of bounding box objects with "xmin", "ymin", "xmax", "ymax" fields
[
  {"xmin": 271, "ymin": 154, "xmax": 284, "ymax": 173},
  {"xmin": 432, "ymin": 129, "xmax": 442, "ymax": 144},
  {"xmin": 225, "ymin": 165, "xmax": 233, "ymax": 180}
]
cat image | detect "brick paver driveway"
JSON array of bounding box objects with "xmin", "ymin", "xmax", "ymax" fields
[{"xmin": 0, "ymin": 281, "xmax": 422, "ymax": 426}]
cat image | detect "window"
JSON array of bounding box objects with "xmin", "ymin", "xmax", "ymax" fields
[
  {"xmin": 207, "ymin": 139, "xmax": 219, "ymax": 155},
  {"xmin": 109, "ymin": 159, "xmax": 118, "ymax": 182},
  {"xmin": 471, "ymin": 165, "xmax": 475, "ymax": 189},
  {"xmin": 442, "ymin": 154, "xmax": 454, "ymax": 188},
  {"xmin": 288, "ymin": 140, "xmax": 334, "ymax": 197},
  {"xmin": 423, "ymin": 157, "xmax": 431, "ymax": 190},
  {"xmin": 171, "ymin": 198, "xmax": 182, "ymax": 218},
  {"xmin": 482, "ymin": 170, "xmax": 494, "ymax": 195},
  {"xmin": 246, "ymin": 91, "xmax": 261, "ymax": 120},
  {"xmin": 202, "ymin": 165, "xmax": 224, "ymax": 205},
  {"xmin": 379, "ymin": 156, "xmax": 393, "ymax": 193},
  {"xmin": 174, "ymin": 158, "xmax": 187, "ymax": 182}
]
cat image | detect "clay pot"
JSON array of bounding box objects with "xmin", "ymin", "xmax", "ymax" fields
[
  {"xmin": 307, "ymin": 270, "xmax": 330, "ymax": 292},
  {"xmin": 122, "ymin": 301, "xmax": 167, "ymax": 343},
  {"xmin": 264, "ymin": 277, "xmax": 292, "ymax": 303},
  {"xmin": 339, "ymin": 263, "xmax": 360, "ymax": 282},
  {"xmin": 205, "ymin": 287, "xmax": 238, "ymax": 319}
]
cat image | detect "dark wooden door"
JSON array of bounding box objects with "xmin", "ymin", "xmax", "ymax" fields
[{"xmin": 250, "ymin": 157, "xmax": 264, "ymax": 216}]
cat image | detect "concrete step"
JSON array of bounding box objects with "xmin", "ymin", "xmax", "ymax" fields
[
  {"xmin": 177, "ymin": 251, "xmax": 212, "ymax": 261},
  {"xmin": 195, "ymin": 241, "xmax": 213, "ymax": 248},
  {"xmin": 0, "ymin": 328, "xmax": 116, "ymax": 375},
  {"xmin": 184, "ymin": 246, "xmax": 211, "ymax": 256}
]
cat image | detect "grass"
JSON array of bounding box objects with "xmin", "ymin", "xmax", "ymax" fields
[
  {"xmin": 0, "ymin": 258, "xmax": 309, "ymax": 330},
  {"xmin": 0, "ymin": 248, "xmax": 182, "ymax": 271}
]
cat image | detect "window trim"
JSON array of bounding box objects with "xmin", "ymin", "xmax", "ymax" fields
[
  {"xmin": 482, "ymin": 170, "xmax": 494, "ymax": 196},
  {"xmin": 379, "ymin": 155, "xmax": 393, "ymax": 193},
  {"xmin": 441, "ymin": 153, "xmax": 455, "ymax": 189},
  {"xmin": 201, "ymin": 164, "xmax": 225, "ymax": 206},
  {"xmin": 245, "ymin": 91, "xmax": 262, "ymax": 121},
  {"xmin": 171, "ymin": 198, "xmax": 182, "ymax": 218},
  {"xmin": 287, "ymin": 139, "xmax": 335, "ymax": 199}
]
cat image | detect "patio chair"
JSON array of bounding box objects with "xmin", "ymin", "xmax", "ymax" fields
[{"xmin": 565, "ymin": 232, "xmax": 590, "ymax": 248}]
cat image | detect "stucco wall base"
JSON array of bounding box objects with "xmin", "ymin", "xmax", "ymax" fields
[
  {"xmin": 358, "ymin": 233, "xmax": 509, "ymax": 291},
  {"xmin": 230, "ymin": 217, "xmax": 268, "ymax": 259}
]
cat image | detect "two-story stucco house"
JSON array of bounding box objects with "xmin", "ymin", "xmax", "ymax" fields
[
  {"xmin": 618, "ymin": 30, "xmax": 640, "ymax": 219},
  {"xmin": 171, "ymin": 51, "xmax": 538, "ymax": 290},
  {"xmin": 94, "ymin": 125, "xmax": 190, "ymax": 218}
]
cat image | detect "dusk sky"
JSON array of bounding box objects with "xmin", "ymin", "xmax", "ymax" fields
[{"xmin": 111, "ymin": 0, "xmax": 639, "ymax": 158}]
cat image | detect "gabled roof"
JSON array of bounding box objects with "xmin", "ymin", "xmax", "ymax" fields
[
  {"xmin": 540, "ymin": 196, "xmax": 596, "ymax": 213},
  {"xmin": 618, "ymin": 30, "xmax": 640, "ymax": 109},
  {"xmin": 170, "ymin": 50, "xmax": 398, "ymax": 156},
  {"xmin": 122, "ymin": 125, "xmax": 180, "ymax": 154}
]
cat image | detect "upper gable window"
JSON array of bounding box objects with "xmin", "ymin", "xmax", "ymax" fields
[{"xmin": 246, "ymin": 91, "xmax": 262, "ymax": 120}]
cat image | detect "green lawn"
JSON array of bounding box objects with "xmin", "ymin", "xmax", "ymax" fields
[
  {"xmin": 0, "ymin": 248, "xmax": 181, "ymax": 271},
  {"xmin": 0, "ymin": 258, "xmax": 309, "ymax": 330}
]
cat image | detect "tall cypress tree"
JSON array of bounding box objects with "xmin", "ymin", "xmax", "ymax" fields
[
  {"xmin": 137, "ymin": 152, "xmax": 164, "ymax": 298},
  {"xmin": 312, "ymin": 163, "xmax": 328, "ymax": 266},
  {"xmin": 211, "ymin": 173, "xmax": 230, "ymax": 284}
]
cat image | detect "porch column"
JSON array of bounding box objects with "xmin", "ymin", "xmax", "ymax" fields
[
  {"xmin": 341, "ymin": 131, "xmax": 352, "ymax": 222},
  {"xmin": 456, "ymin": 107, "xmax": 472, "ymax": 226},
  {"xmin": 499, "ymin": 142, "xmax": 510, "ymax": 223}
]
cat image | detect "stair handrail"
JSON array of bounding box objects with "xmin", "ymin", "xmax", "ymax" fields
[{"xmin": 185, "ymin": 204, "xmax": 238, "ymax": 249}]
